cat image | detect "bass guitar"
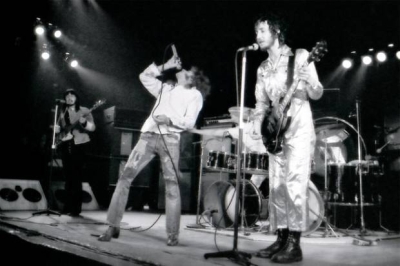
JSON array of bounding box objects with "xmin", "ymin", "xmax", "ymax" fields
[
  {"xmin": 55, "ymin": 99, "xmax": 106, "ymax": 147},
  {"xmin": 261, "ymin": 40, "xmax": 327, "ymax": 154}
]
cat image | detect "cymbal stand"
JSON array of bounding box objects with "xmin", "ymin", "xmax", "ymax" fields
[
  {"xmin": 321, "ymin": 133, "xmax": 338, "ymax": 237},
  {"xmin": 187, "ymin": 139, "xmax": 215, "ymax": 229}
]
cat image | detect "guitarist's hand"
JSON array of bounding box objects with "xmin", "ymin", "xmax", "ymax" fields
[
  {"xmin": 79, "ymin": 117, "xmax": 87, "ymax": 124},
  {"xmin": 249, "ymin": 124, "xmax": 262, "ymax": 140},
  {"xmin": 296, "ymin": 68, "xmax": 319, "ymax": 88}
]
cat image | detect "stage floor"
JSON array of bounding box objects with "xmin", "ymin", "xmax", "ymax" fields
[{"xmin": 0, "ymin": 210, "xmax": 399, "ymax": 266}]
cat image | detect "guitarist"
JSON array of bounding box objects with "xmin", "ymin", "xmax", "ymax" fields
[
  {"xmin": 55, "ymin": 88, "xmax": 96, "ymax": 217},
  {"xmin": 250, "ymin": 12, "xmax": 323, "ymax": 263}
]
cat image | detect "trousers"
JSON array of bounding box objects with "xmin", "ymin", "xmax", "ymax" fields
[{"xmin": 107, "ymin": 132, "xmax": 181, "ymax": 235}]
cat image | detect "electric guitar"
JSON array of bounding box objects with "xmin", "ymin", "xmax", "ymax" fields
[
  {"xmin": 261, "ymin": 40, "xmax": 328, "ymax": 154},
  {"xmin": 55, "ymin": 99, "xmax": 106, "ymax": 147}
]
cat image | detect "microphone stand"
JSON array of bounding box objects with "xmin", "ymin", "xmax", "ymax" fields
[
  {"xmin": 204, "ymin": 49, "xmax": 252, "ymax": 265},
  {"xmin": 33, "ymin": 103, "xmax": 61, "ymax": 216},
  {"xmin": 355, "ymin": 99, "xmax": 367, "ymax": 235}
]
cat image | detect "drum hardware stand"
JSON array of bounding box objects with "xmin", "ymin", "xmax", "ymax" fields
[
  {"xmin": 204, "ymin": 47, "xmax": 253, "ymax": 266},
  {"xmin": 33, "ymin": 102, "xmax": 61, "ymax": 217},
  {"xmin": 187, "ymin": 139, "xmax": 214, "ymax": 229},
  {"xmin": 321, "ymin": 132, "xmax": 339, "ymax": 237},
  {"xmin": 187, "ymin": 141, "xmax": 206, "ymax": 228}
]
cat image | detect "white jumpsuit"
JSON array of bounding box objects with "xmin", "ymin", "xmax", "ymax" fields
[{"xmin": 253, "ymin": 45, "xmax": 323, "ymax": 231}]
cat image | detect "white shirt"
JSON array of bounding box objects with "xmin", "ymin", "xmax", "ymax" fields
[{"xmin": 139, "ymin": 63, "xmax": 203, "ymax": 134}]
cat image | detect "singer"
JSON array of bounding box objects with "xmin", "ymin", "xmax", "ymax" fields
[
  {"xmin": 54, "ymin": 88, "xmax": 96, "ymax": 217},
  {"xmin": 250, "ymin": 12, "xmax": 324, "ymax": 263},
  {"xmin": 98, "ymin": 49, "xmax": 211, "ymax": 246}
]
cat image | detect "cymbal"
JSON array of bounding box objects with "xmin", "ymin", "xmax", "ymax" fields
[
  {"xmin": 348, "ymin": 160, "xmax": 368, "ymax": 165},
  {"xmin": 315, "ymin": 123, "xmax": 348, "ymax": 143},
  {"xmin": 315, "ymin": 123, "xmax": 346, "ymax": 134}
]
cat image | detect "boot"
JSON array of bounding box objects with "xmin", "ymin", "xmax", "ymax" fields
[
  {"xmin": 98, "ymin": 226, "xmax": 120, "ymax": 242},
  {"xmin": 167, "ymin": 233, "xmax": 179, "ymax": 246},
  {"xmin": 255, "ymin": 228, "xmax": 289, "ymax": 258},
  {"xmin": 271, "ymin": 230, "xmax": 302, "ymax": 263}
]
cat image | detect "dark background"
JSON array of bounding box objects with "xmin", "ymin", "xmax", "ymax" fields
[{"xmin": 4, "ymin": 1, "xmax": 400, "ymax": 229}]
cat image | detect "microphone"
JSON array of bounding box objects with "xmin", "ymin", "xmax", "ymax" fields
[
  {"xmin": 55, "ymin": 99, "xmax": 65, "ymax": 104},
  {"xmin": 171, "ymin": 44, "xmax": 178, "ymax": 58},
  {"xmin": 171, "ymin": 44, "xmax": 182, "ymax": 70},
  {"xmin": 348, "ymin": 111, "xmax": 356, "ymax": 118},
  {"xmin": 237, "ymin": 43, "xmax": 259, "ymax": 52}
]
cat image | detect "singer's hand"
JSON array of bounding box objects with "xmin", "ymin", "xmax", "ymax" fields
[
  {"xmin": 154, "ymin": 115, "xmax": 171, "ymax": 125},
  {"xmin": 162, "ymin": 56, "xmax": 182, "ymax": 71},
  {"xmin": 79, "ymin": 117, "xmax": 87, "ymax": 124}
]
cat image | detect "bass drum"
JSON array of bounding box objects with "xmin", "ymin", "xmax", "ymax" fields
[
  {"xmin": 259, "ymin": 179, "xmax": 324, "ymax": 236},
  {"xmin": 304, "ymin": 181, "xmax": 325, "ymax": 236},
  {"xmin": 203, "ymin": 180, "xmax": 262, "ymax": 228}
]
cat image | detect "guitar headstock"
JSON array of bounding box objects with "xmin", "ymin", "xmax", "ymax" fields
[
  {"xmin": 308, "ymin": 40, "xmax": 328, "ymax": 63},
  {"xmin": 91, "ymin": 99, "xmax": 106, "ymax": 110}
]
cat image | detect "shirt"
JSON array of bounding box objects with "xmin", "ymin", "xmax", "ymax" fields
[{"xmin": 139, "ymin": 63, "xmax": 203, "ymax": 134}]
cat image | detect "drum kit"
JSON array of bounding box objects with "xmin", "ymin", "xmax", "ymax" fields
[{"xmin": 199, "ymin": 115, "xmax": 385, "ymax": 236}]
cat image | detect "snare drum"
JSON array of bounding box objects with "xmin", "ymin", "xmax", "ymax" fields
[{"xmin": 241, "ymin": 152, "xmax": 269, "ymax": 175}]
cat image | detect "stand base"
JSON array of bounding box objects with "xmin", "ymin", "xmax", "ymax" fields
[
  {"xmin": 32, "ymin": 209, "xmax": 61, "ymax": 216},
  {"xmin": 204, "ymin": 248, "xmax": 253, "ymax": 266}
]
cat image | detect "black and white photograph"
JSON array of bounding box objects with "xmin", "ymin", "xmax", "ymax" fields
[{"xmin": 2, "ymin": 1, "xmax": 399, "ymax": 265}]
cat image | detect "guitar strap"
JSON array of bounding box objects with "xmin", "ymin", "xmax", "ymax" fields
[{"xmin": 286, "ymin": 50, "xmax": 296, "ymax": 89}]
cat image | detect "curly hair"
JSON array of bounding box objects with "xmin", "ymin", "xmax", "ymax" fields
[
  {"xmin": 190, "ymin": 66, "xmax": 211, "ymax": 100},
  {"xmin": 254, "ymin": 11, "xmax": 288, "ymax": 45}
]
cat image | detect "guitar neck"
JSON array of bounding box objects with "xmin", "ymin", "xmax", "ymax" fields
[{"xmin": 280, "ymin": 59, "xmax": 311, "ymax": 109}]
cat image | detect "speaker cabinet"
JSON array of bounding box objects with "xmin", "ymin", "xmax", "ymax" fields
[
  {"xmin": 51, "ymin": 182, "xmax": 99, "ymax": 211},
  {"xmin": 0, "ymin": 179, "xmax": 47, "ymax": 210}
]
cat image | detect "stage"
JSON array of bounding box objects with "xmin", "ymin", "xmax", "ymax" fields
[{"xmin": 1, "ymin": 210, "xmax": 399, "ymax": 266}]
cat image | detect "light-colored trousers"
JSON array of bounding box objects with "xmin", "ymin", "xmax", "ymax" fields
[
  {"xmin": 106, "ymin": 132, "xmax": 181, "ymax": 236},
  {"xmin": 268, "ymin": 104, "xmax": 316, "ymax": 232}
]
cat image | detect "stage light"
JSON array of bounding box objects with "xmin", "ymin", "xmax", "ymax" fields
[
  {"xmin": 396, "ymin": 51, "xmax": 400, "ymax": 60},
  {"xmin": 64, "ymin": 52, "xmax": 79, "ymax": 68},
  {"xmin": 40, "ymin": 44, "xmax": 50, "ymax": 60},
  {"xmin": 388, "ymin": 43, "xmax": 394, "ymax": 48},
  {"xmin": 35, "ymin": 25, "xmax": 45, "ymax": 35},
  {"xmin": 70, "ymin": 60, "xmax": 79, "ymax": 68},
  {"xmin": 376, "ymin": 52, "xmax": 387, "ymax": 62},
  {"xmin": 41, "ymin": 51, "xmax": 50, "ymax": 60},
  {"xmin": 34, "ymin": 18, "xmax": 45, "ymax": 36},
  {"xmin": 362, "ymin": 55, "xmax": 372, "ymax": 65},
  {"xmin": 53, "ymin": 29, "xmax": 62, "ymax": 38},
  {"xmin": 342, "ymin": 59, "xmax": 352, "ymax": 69}
]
